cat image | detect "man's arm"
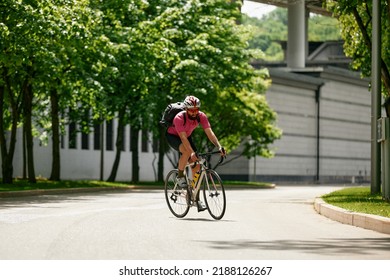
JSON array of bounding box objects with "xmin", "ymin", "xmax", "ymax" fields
[{"xmin": 204, "ymin": 128, "xmax": 226, "ymax": 155}]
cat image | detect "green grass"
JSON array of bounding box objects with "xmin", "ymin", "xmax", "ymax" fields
[
  {"xmin": 224, "ymin": 180, "xmax": 275, "ymax": 188},
  {"xmin": 322, "ymin": 187, "xmax": 390, "ymax": 218},
  {"xmin": 0, "ymin": 179, "xmax": 160, "ymax": 192},
  {"xmin": 0, "ymin": 178, "xmax": 274, "ymax": 192}
]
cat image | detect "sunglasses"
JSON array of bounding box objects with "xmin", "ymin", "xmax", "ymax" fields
[{"xmin": 187, "ymin": 108, "xmax": 199, "ymax": 113}]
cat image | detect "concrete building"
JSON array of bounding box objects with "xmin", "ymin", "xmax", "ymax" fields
[
  {"xmin": 3, "ymin": 0, "xmax": 372, "ymax": 184},
  {"xmin": 218, "ymin": 66, "xmax": 371, "ymax": 184},
  {"xmin": 8, "ymin": 64, "xmax": 371, "ymax": 184}
]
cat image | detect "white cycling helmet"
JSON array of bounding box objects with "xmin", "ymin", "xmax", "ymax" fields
[{"xmin": 183, "ymin": 95, "xmax": 201, "ymax": 109}]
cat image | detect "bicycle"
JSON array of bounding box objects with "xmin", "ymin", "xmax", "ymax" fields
[{"xmin": 164, "ymin": 151, "xmax": 226, "ymax": 220}]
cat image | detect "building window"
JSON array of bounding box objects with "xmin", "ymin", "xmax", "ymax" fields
[
  {"xmin": 61, "ymin": 134, "xmax": 64, "ymax": 149},
  {"xmin": 81, "ymin": 131, "xmax": 89, "ymax": 150},
  {"xmin": 121, "ymin": 125, "xmax": 126, "ymax": 151},
  {"xmin": 60, "ymin": 113, "xmax": 65, "ymax": 149},
  {"xmin": 129, "ymin": 126, "xmax": 132, "ymax": 151},
  {"xmin": 106, "ymin": 119, "xmax": 114, "ymax": 151},
  {"xmin": 94, "ymin": 123, "xmax": 101, "ymax": 150},
  {"xmin": 142, "ymin": 130, "xmax": 148, "ymax": 152},
  {"xmin": 81, "ymin": 111, "xmax": 90, "ymax": 150},
  {"xmin": 68, "ymin": 122, "xmax": 77, "ymax": 149},
  {"xmin": 130, "ymin": 126, "xmax": 138, "ymax": 152}
]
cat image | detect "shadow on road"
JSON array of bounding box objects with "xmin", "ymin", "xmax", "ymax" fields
[
  {"xmin": 0, "ymin": 190, "xmax": 158, "ymax": 209},
  {"xmin": 196, "ymin": 238, "xmax": 390, "ymax": 257},
  {"xmin": 180, "ymin": 217, "xmax": 236, "ymax": 223}
]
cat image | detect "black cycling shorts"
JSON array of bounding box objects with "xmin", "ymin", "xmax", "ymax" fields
[{"xmin": 166, "ymin": 131, "xmax": 197, "ymax": 153}]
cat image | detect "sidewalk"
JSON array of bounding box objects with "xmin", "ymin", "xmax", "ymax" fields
[{"xmin": 314, "ymin": 198, "xmax": 390, "ymax": 235}]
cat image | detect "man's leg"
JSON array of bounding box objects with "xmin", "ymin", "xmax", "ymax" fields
[
  {"xmin": 175, "ymin": 143, "xmax": 191, "ymax": 188},
  {"xmin": 178, "ymin": 143, "xmax": 190, "ymax": 173},
  {"xmin": 180, "ymin": 145, "xmax": 206, "ymax": 212},
  {"xmin": 166, "ymin": 132, "xmax": 188, "ymax": 187}
]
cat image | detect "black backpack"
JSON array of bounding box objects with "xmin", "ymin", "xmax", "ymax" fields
[
  {"xmin": 159, "ymin": 102, "xmax": 199, "ymax": 128},
  {"xmin": 159, "ymin": 102, "xmax": 186, "ymax": 128}
]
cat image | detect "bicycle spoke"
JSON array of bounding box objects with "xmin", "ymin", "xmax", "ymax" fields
[
  {"xmin": 164, "ymin": 170, "xmax": 190, "ymax": 218},
  {"xmin": 203, "ymin": 170, "xmax": 226, "ymax": 220},
  {"xmin": 165, "ymin": 152, "xmax": 226, "ymax": 220}
]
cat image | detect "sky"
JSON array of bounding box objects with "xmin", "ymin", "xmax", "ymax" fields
[{"xmin": 241, "ymin": 0, "xmax": 276, "ymax": 19}]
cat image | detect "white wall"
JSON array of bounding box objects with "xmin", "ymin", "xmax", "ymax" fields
[
  {"xmin": 4, "ymin": 67, "xmax": 372, "ymax": 184},
  {"xmin": 233, "ymin": 67, "xmax": 371, "ymax": 183},
  {"xmin": 318, "ymin": 71, "xmax": 371, "ymax": 181},
  {"xmin": 10, "ymin": 122, "xmax": 171, "ymax": 182}
]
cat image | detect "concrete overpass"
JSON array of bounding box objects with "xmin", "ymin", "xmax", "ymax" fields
[
  {"xmin": 247, "ymin": 0, "xmax": 330, "ymax": 16},
  {"xmin": 245, "ymin": 0, "xmax": 330, "ymax": 68}
]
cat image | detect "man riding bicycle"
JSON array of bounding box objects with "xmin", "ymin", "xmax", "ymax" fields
[{"xmin": 166, "ymin": 95, "xmax": 226, "ymax": 212}]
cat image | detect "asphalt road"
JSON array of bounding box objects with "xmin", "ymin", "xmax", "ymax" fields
[{"xmin": 0, "ymin": 185, "xmax": 389, "ymax": 260}]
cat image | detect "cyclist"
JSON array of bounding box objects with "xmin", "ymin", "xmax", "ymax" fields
[{"xmin": 166, "ymin": 95, "xmax": 226, "ymax": 211}]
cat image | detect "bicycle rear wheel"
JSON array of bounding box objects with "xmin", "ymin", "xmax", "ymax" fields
[
  {"xmin": 164, "ymin": 169, "xmax": 190, "ymax": 218},
  {"xmin": 202, "ymin": 169, "xmax": 226, "ymax": 220}
]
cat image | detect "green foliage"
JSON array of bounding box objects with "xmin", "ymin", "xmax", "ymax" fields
[
  {"xmin": 326, "ymin": 0, "xmax": 390, "ymax": 97},
  {"xmin": 309, "ymin": 14, "xmax": 342, "ymax": 41},
  {"xmin": 1, "ymin": 0, "xmax": 104, "ymax": 127},
  {"xmin": 1, "ymin": 0, "xmax": 283, "ymax": 182},
  {"xmin": 242, "ymin": 7, "xmax": 342, "ymax": 61},
  {"xmin": 145, "ymin": 0, "xmax": 281, "ymax": 156}
]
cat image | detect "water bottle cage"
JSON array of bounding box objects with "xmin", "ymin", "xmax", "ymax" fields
[{"xmin": 191, "ymin": 172, "xmax": 200, "ymax": 188}]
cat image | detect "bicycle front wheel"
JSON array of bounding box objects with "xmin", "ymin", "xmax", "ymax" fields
[
  {"xmin": 164, "ymin": 169, "xmax": 190, "ymax": 218},
  {"xmin": 202, "ymin": 169, "xmax": 226, "ymax": 220}
]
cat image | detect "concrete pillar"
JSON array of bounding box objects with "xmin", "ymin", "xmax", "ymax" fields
[{"xmin": 287, "ymin": 0, "xmax": 305, "ymax": 68}]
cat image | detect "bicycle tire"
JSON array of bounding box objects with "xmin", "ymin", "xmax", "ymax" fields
[
  {"xmin": 164, "ymin": 169, "xmax": 190, "ymax": 218},
  {"xmin": 202, "ymin": 169, "xmax": 226, "ymax": 220}
]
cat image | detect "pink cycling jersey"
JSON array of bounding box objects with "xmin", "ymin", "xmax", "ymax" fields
[{"xmin": 167, "ymin": 111, "xmax": 211, "ymax": 137}]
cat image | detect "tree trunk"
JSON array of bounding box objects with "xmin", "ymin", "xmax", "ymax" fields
[
  {"xmin": 107, "ymin": 109, "xmax": 125, "ymax": 182},
  {"xmin": 49, "ymin": 89, "xmax": 61, "ymax": 181},
  {"xmin": 158, "ymin": 126, "xmax": 167, "ymax": 182},
  {"xmin": 352, "ymin": 7, "xmax": 390, "ymax": 95},
  {"xmin": 0, "ymin": 85, "xmax": 13, "ymax": 184},
  {"xmin": 24, "ymin": 80, "xmax": 36, "ymax": 183},
  {"xmin": 22, "ymin": 127, "xmax": 27, "ymax": 179},
  {"xmin": 0, "ymin": 72, "xmax": 21, "ymax": 184},
  {"xmin": 130, "ymin": 126, "xmax": 139, "ymax": 183}
]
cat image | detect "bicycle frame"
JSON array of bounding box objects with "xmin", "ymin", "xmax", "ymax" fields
[
  {"xmin": 164, "ymin": 151, "xmax": 226, "ymax": 220},
  {"xmin": 184, "ymin": 151, "xmax": 224, "ymax": 205},
  {"xmin": 184, "ymin": 159, "xmax": 206, "ymax": 205}
]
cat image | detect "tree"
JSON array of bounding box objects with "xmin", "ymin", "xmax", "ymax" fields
[
  {"xmin": 144, "ymin": 0, "xmax": 281, "ymax": 179},
  {"xmin": 1, "ymin": 0, "xmax": 282, "ymax": 184},
  {"xmin": 89, "ymin": 0, "xmax": 157, "ymax": 183},
  {"xmin": 42, "ymin": 0, "xmax": 104, "ymax": 181},
  {"xmin": 30, "ymin": 0, "xmax": 102, "ymax": 182},
  {"xmin": 0, "ymin": 0, "xmax": 38, "ymax": 183},
  {"xmin": 326, "ymin": 0, "xmax": 390, "ymax": 196},
  {"xmin": 242, "ymin": 7, "xmax": 342, "ymax": 61},
  {"xmin": 326, "ymin": 0, "xmax": 390, "ymax": 99},
  {"xmin": 1, "ymin": 0, "xmax": 106, "ymax": 183}
]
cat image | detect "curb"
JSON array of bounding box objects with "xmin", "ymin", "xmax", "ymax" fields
[{"xmin": 314, "ymin": 198, "xmax": 390, "ymax": 235}]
